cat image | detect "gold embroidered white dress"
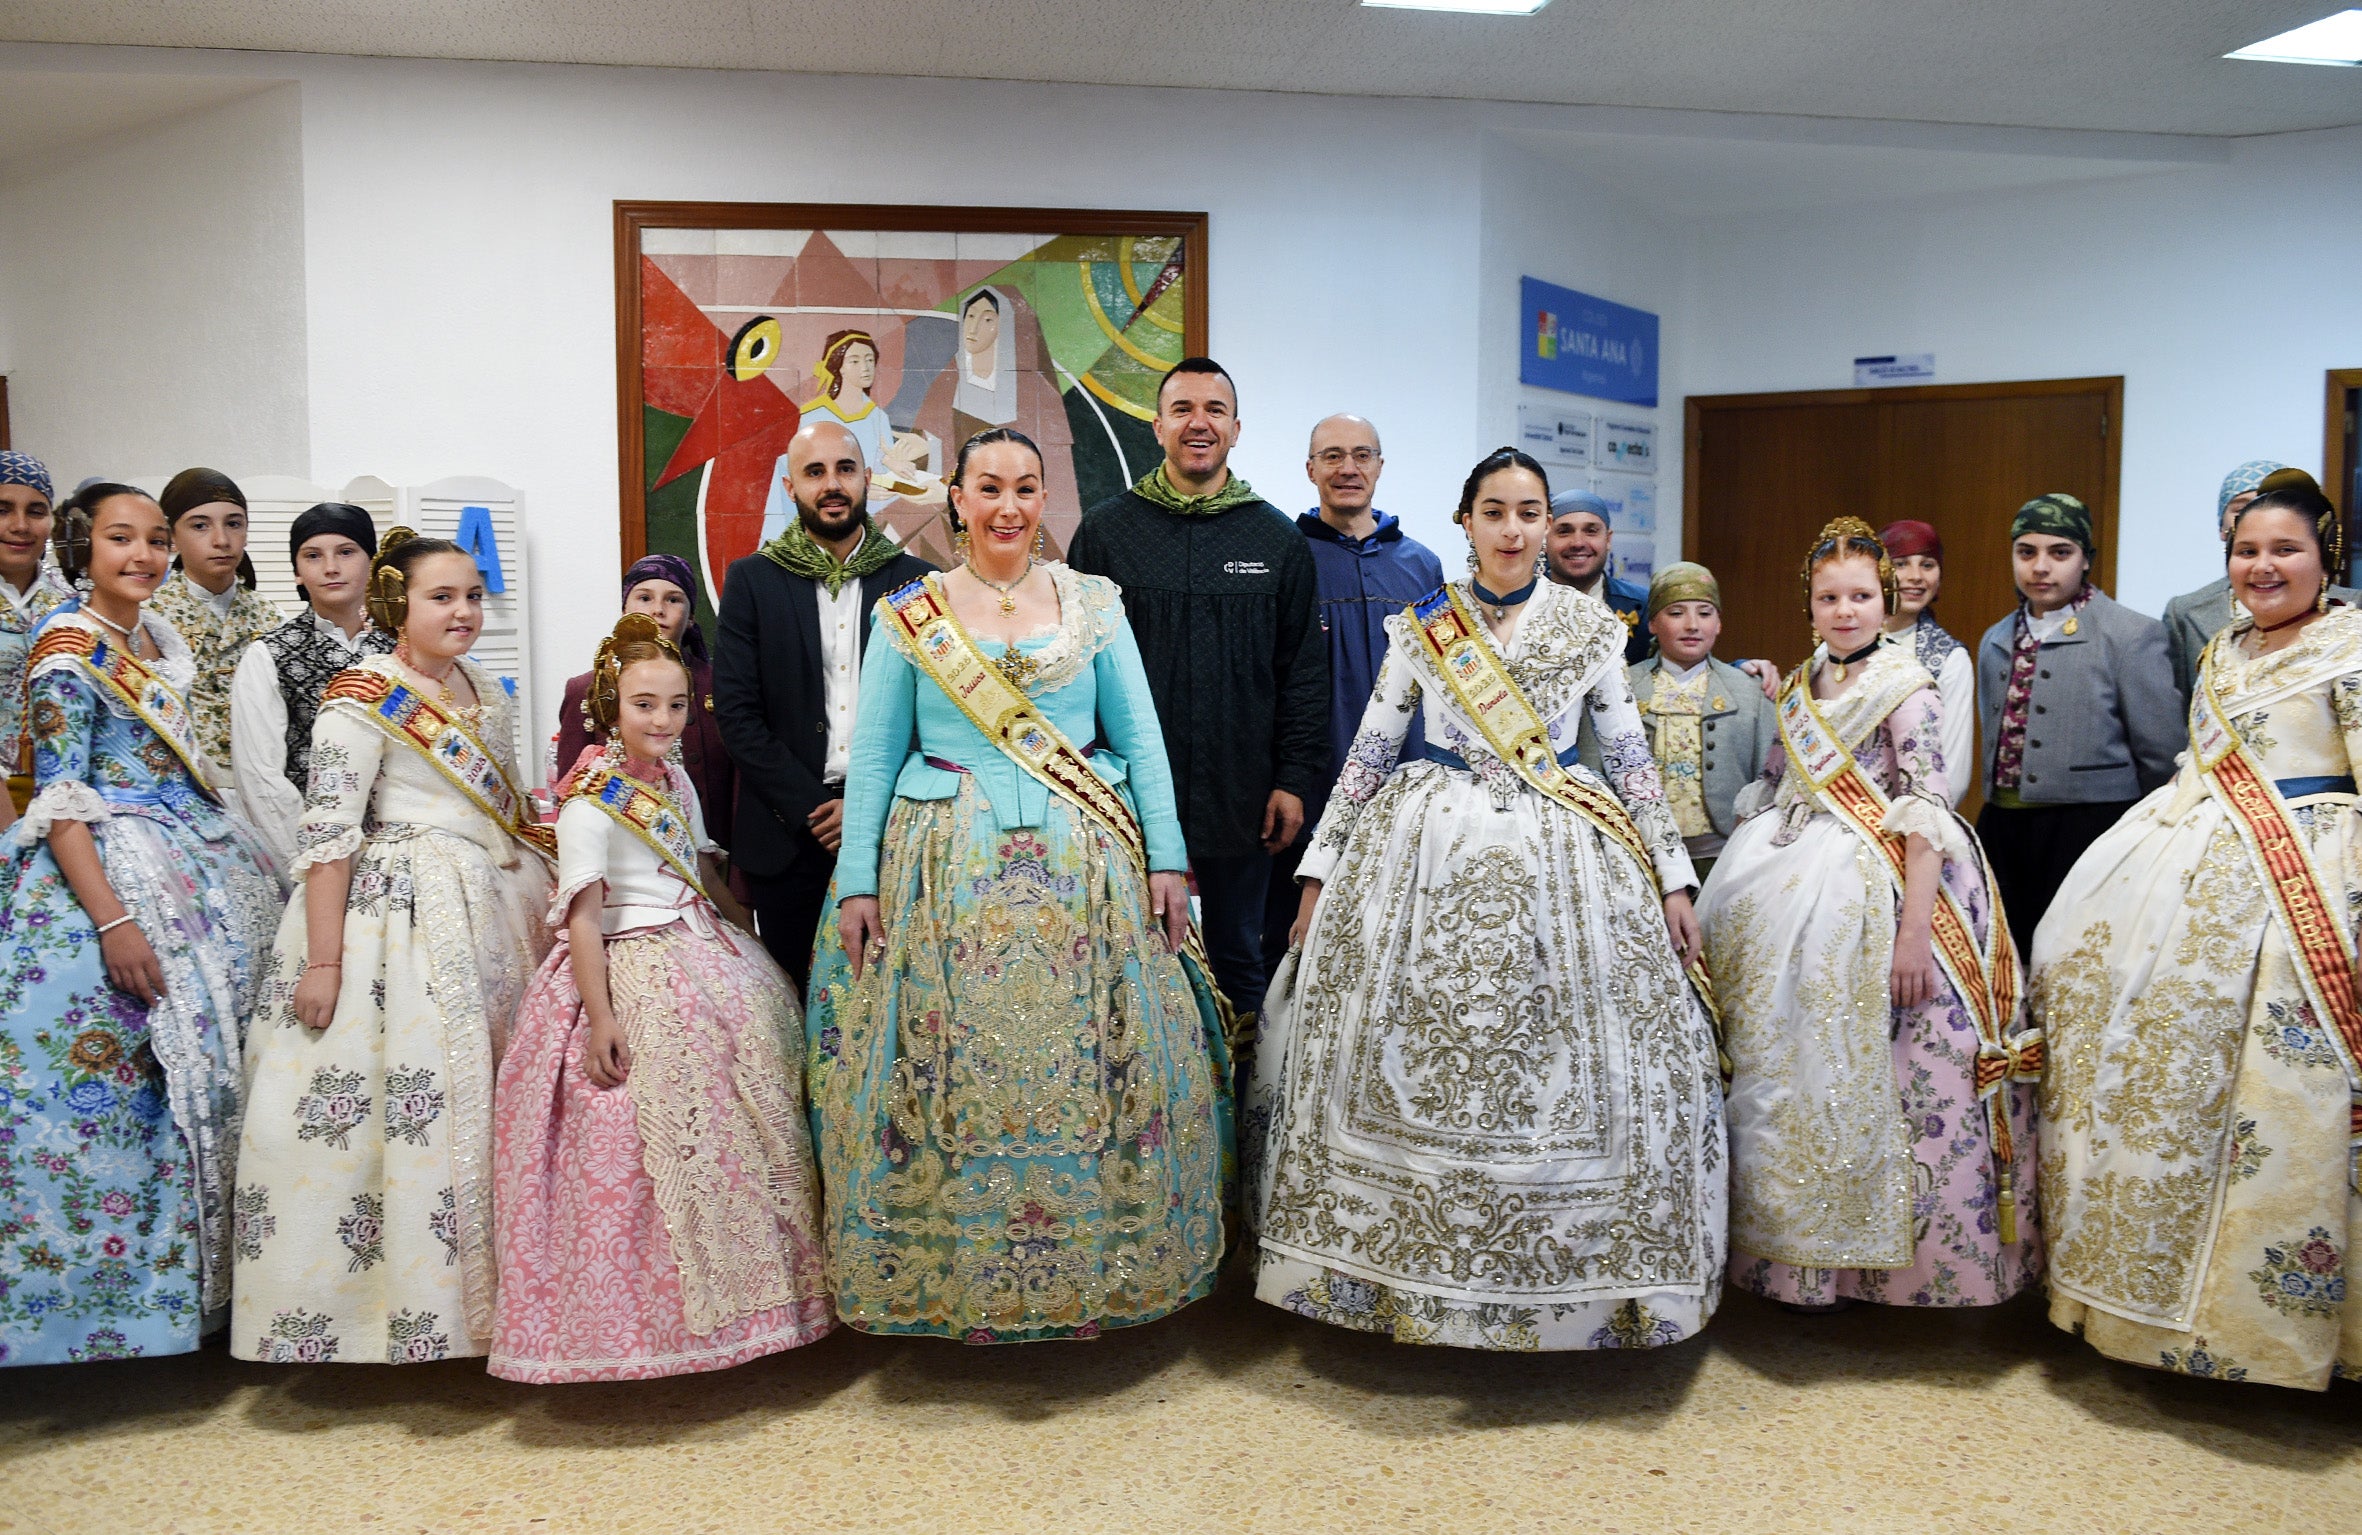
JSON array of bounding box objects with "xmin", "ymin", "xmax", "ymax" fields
[
  {"xmin": 1701, "ymin": 641, "xmax": 2039, "ymax": 1307},
  {"xmin": 231, "ymin": 655, "xmax": 553, "ymax": 1363},
  {"xmin": 1250, "ymin": 579, "xmax": 1726, "ymax": 1350},
  {"xmin": 2035, "ymin": 608, "xmax": 2362, "ymax": 1388}
]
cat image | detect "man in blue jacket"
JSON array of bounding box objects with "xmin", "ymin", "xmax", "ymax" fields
[{"xmin": 1262, "ymin": 413, "xmax": 1445, "ymax": 971}]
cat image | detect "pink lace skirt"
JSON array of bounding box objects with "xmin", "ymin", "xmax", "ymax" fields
[{"xmin": 489, "ymin": 921, "xmax": 835, "ymax": 1382}]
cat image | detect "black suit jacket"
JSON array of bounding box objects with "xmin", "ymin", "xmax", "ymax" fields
[{"xmin": 712, "ymin": 548, "xmax": 934, "ymax": 881}]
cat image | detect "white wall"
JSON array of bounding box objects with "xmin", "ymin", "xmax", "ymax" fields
[
  {"xmin": 0, "ymin": 83, "xmax": 308, "ymax": 485},
  {"xmin": 1479, "ymin": 131, "xmax": 1685, "ymax": 571},
  {"xmin": 1680, "ymin": 123, "xmax": 2362, "ymax": 616},
  {"xmin": 282, "ymin": 55, "xmax": 1489, "ymax": 699}
]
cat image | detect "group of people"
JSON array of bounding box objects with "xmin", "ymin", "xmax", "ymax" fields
[{"xmin": 0, "ymin": 371, "xmax": 2355, "ymax": 1395}]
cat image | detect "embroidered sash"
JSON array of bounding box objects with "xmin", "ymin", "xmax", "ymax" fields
[
  {"xmin": 28, "ymin": 622, "xmax": 215, "ymax": 796},
  {"xmin": 884, "ymin": 576, "xmax": 1237, "ymax": 1038},
  {"xmin": 322, "ymin": 667, "xmax": 557, "ymax": 861},
  {"xmin": 2192, "ymin": 635, "xmax": 2362, "ymax": 1174},
  {"xmin": 566, "ymin": 761, "xmax": 709, "ymax": 902},
  {"xmin": 1407, "ymin": 584, "xmax": 1725, "ymax": 1033},
  {"xmin": 1776, "ymin": 666, "xmax": 2042, "ymax": 1241}
]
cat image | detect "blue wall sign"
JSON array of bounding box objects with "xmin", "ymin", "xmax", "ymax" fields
[{"xmin": 1520, "ymin": 277, "xmax": 1658, "ymax": 408}]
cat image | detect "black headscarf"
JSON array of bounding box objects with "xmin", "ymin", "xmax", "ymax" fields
[{"xmin": 159, "ymin": 466, "xmax": 258, "ymax": 589}]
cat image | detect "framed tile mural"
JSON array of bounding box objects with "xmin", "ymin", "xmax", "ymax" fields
[{"xmin": 614, "ymin": 201, "xmax": 1208, "ymax": 615}]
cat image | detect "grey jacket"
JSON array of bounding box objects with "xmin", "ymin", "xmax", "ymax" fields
[
  {"xmin": 1579, "ymin": 655, "xmax": 1776, "ymax": 837},
  {"xmin": 2161, "ymin": 574, "xmax": 2361, "ymax": 706},
  {"xmin": 1975, "ymin": 587, "xmax": 2182, "ymax": 806}
]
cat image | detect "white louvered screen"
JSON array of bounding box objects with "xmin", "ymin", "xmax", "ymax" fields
[{"xmin": 396, "ymin": 476, "xmax": 539, "ymax": 787}]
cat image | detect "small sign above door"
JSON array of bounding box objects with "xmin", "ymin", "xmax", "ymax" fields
[{"xmin": 1855, "ymin": 354, "xmax": 1936, "ymax": 386}]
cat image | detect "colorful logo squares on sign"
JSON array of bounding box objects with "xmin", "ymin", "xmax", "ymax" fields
[{"xmin": 1520, "ymin": 277, "xmax": 1658, "ymax": 407}]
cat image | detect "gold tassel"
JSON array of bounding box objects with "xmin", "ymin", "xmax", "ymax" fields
[{"xmin": 1997, "ymin": 1184, "xmax": 2018, "ymax": 1247}]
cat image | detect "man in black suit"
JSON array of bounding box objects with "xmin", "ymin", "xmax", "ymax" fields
[{"xmin": 714, "ymin": 419, "xmax": 933, "ymax": 989}]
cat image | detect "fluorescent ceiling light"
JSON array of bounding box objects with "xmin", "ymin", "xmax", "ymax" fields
[
  {"xmin": 1361, "ymin": 0, "xmax": 1553, "ymax": 14},
  {"xmin": 2226, "ymin": 9, "xmax": 2362, "ymax": 65}
]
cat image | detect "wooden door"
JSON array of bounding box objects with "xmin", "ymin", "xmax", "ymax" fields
[{"xmin": 1684, "ymin": 376, "xmax": 2121, "ymax": 813}]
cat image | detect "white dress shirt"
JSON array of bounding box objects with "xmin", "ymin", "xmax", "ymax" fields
[
  {"xmin": 228, "ymin": 610, "xmax": 381, "ymax": 870},
  {"xmin": 818, "ymin": 532, "xmax": 870, "ymax": 786}
]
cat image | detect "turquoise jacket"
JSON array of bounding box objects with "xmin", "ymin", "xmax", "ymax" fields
[{"xmin": 835, "ymin": 568, "xmax": 1190, "ymax": 898}]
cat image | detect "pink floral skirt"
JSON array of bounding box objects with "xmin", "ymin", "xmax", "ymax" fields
[{"xmin": 489, "ymin": 920, "xmax": 835, "ymax": 1382}]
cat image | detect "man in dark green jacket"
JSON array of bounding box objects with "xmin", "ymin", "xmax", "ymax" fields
[{"xmin": 1067, "ymin": 357, "xmax": 1329, "ymax": 1025}]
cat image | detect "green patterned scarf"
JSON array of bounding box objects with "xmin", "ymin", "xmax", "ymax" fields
[
  {"xmin": 759, "ymin": 514, "xmax": 901, "ymax": 596},
  {"xmin": 1132, "ymin": 462, "xmax": 1262, "ymax": 516}
]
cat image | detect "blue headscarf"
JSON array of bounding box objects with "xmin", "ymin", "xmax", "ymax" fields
[
  {"xmin": 1549, "ymin": 488, "xmax": 1613, "ymax": 526},
  {"xmin": 2218, "ymin": 459, "xmax": 2285, "ymax": 522},
  {"xmin": 0, "ymin": 451, "xmax": 52, "ymax": 502}
]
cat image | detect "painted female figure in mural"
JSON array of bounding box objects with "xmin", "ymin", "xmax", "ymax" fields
[
  {"xmin": 759, "ymin": 331, "xmax": 944, "ymax": 549},
  {"xmin": 914, "ymin": 288, "xmax": 1080, "ymax": 564}
]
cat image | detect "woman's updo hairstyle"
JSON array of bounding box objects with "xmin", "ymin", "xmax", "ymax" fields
[
  {"xmin": 1799, "ymin": 515, "xmax": 1899, "ymax": 618},
  {"xmin": 1453, "ymin": 446, "xmax": 1551, "ymax": 526},
  {"xmin": 2231, "ymin": 478, "xmax": 2344, "ymax": 577},
  {"xmin": 52, "ymin": 483, "xmax": 156, "ymax": 583},
  {"xmin": 945, "ymin": 426, "xmax": 1044, "ymax": 532},
  {"xmin": 585, "ymin": 613, "xmax": 686, "ymax": 737},
  {"xmin": 366, "ymin": 526, "xmax": 470, "ymax": 634}
]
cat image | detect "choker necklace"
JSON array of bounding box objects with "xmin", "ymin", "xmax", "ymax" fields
[
  {"xmin": 2253, "ymin": 604, "xmax": 2319, "ymax": 636},
  {"xmin": 1471, "ymin": 575, "xmax": 1538, "ymax": 623},
  {"xmin": 83, "ymin": 603, "xmax": 147, "ymax": 652},
  {"xmin": 966, "ymin": 557, "xmax": 1034, "ymax": 614},
  {"xmin": 1823, "ymin": 636, "xmax": 1881, "ymax": 684}
]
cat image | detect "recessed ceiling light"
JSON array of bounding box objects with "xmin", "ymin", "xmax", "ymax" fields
[
  {"xmin": 1361, "ymin": 0, "xmax": 1553, "ymax": 14},
  {"xmin": 2226, "ymin": 8, "xmax": 2362, "ymax": 65}
]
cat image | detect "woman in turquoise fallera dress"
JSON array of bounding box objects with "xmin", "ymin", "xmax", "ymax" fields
[
  {"xmin": 0, "ymin": 487, "xmax": 282, "ymax": 1366},
  {"xmin": 806, "ymin": 427, "xmax": 1230, "ymax": 1343}
]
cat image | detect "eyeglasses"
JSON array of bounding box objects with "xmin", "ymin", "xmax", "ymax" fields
[{"xmin": 1313, "ymin": 448, "xmax": 1381, "ymax": 468}]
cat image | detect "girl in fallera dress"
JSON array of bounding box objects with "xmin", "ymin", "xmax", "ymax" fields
[
  {"xmin": 0, "ymin": 487, "xmax": 283, "ymax": 1365},
  {"xmin": 2036, "ymin": 484, "xmax": 2362, "ymax": 1390},
  {"xmin": 807, "ymin": 427, "xmax": 1231, "ymax": 1343},
  {"xmin": 490, "ymin": 615, "xmax": 832, "ymax": 1382},
  {"xmin": 1251, "ymin": 447, "xmax": 1726, "ymax": 1351},
  {"xmin": 233, "ymin": 529, "xmax": 554, "ymax": 1365},
  {"xmin": 1701, "ymin": 517, "xmax": 2041, "ymax": 1310}
]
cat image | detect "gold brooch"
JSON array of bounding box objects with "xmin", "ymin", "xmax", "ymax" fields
[
  {"xmin": 993, "ymin": 647, "xmax": 1039, "ymax": 689},
  {"xmin": 2062, "ymin": 616, "xmax": 2079, "ymax": 637}
]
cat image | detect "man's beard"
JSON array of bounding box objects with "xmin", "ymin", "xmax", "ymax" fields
[
  {"xmin": 1547, "ymin": 550, "xmax": 1600, "ymax": 587},
  {"xmin": 797, "ymin": 489, "xmax": 868, "ymax": 542}
]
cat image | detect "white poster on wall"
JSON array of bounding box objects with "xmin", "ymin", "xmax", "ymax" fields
[
  {"xmin": 1592, "ymin": 472, "xmax": 1657, "ymax": 583},
  {"xmin": 1597, "ymin": 416, "xmax": 1657, "ymax": 476},
  {"xmin": 1517, "ymin": 402, "xmax": 1593, "ymax": 467}
]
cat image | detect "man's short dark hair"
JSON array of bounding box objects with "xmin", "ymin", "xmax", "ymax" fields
[{"xmin": 1156, "ymin": 356, "xmax": 1237, "ymax": 410}]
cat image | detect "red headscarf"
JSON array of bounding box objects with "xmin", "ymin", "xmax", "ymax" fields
[{"xmin": 1877, "ymin": 520, "xmax": 1942, "ymax": 563}]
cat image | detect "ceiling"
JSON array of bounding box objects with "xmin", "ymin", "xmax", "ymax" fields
[
  {"xmin": 0, "ymin": 71, "xmax": 271, "ymax": 173},
  {"xmin": 0, "ymin": 0, "xmax": 2355, "ymax": 138}
]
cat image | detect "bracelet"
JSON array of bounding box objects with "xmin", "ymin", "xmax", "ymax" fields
[
  {"xmin": 94, "ymin": 914, "xmax": 136, "ymax": 936},
  {"xmin": 304, "ymin": 960, "xmax": 342, "ymax": 974}
]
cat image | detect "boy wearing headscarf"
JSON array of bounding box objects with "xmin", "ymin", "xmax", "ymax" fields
[
  {"xmin": 1974, "ymin": 492, "xmax": 2180, "ymax": 957},
  {"xmin": 2161, "ymin": 461, "xmax": 2357, "ymax": 705},
  {"xmin": 227, "ymin": 502, "xmax": 395, "ymax": 869},
  {"xmin": 1605, "ymin": 560, "xmax": 1774, "ymax": 881},
  {"xmin": 0, "ymin": 450, "xmax": 72, "ymax": 822},
  {"xmin": 148, "ymin": 468, "xmax": 283, "ymax": 777},
  {"xmin": 1876, "ymin": 519, "xmax": 1973, "ymax": 805}
]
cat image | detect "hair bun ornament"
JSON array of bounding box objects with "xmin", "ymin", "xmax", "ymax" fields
[
  {"xmin": 586, "ymin": 611, "xmax": 685, "ymax": 736},
  {"xmin": 1800, "ymin": 515, "xmax": 1898, "ymax": 619},
  {"xmin": 365, "ymin": 525, "xmax": 420, "ymax": 635}
]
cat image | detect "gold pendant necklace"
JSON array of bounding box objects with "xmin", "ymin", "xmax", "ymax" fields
[{"xmin": 966, "ymin": 557, "xmax": 1033, "ymax": 614}]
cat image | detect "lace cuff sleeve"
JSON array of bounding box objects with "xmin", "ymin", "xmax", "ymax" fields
[
  {"xmin": 1881, "ymin": 792, "xmax": 1975, "ymax": 870},
  {"xmin": 20, "ymin": 779, "xmax": 111, "ymax": 839},
  {"xmin": 289, "ymin": 703, "xmax": 385, "ymax": 877}
]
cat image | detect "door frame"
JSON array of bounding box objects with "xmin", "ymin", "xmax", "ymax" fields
[
  {"xmin": 1682, "ymin": 375, "xmax": 2124, "ymax": 593},
  {"xmin": 2328, "ymin": 368, "xmax": 2361, "ymax": 583}
]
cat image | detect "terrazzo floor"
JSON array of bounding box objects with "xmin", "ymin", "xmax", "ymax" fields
[{"xmin": 2, "ymin": 1280, "xmax": 2357, "ymax": 1534}]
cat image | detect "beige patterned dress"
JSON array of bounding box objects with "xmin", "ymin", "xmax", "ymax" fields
[
  {"xmin": 2035, "ymin": 608, "xmax": 2362, "ymax": 1389},
  {"xmin": 1250, "ymin": 580, "xmax": 1726, "ymax": 1351},
  {"xmin": 231, "ymin": 655, "xmax": 553, "ymax": 1363}
]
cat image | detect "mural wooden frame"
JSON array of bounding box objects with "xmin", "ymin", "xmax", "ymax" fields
[{"xmin": 612, "ymin": 200, "xmax": 1210, "ymax": 568}]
